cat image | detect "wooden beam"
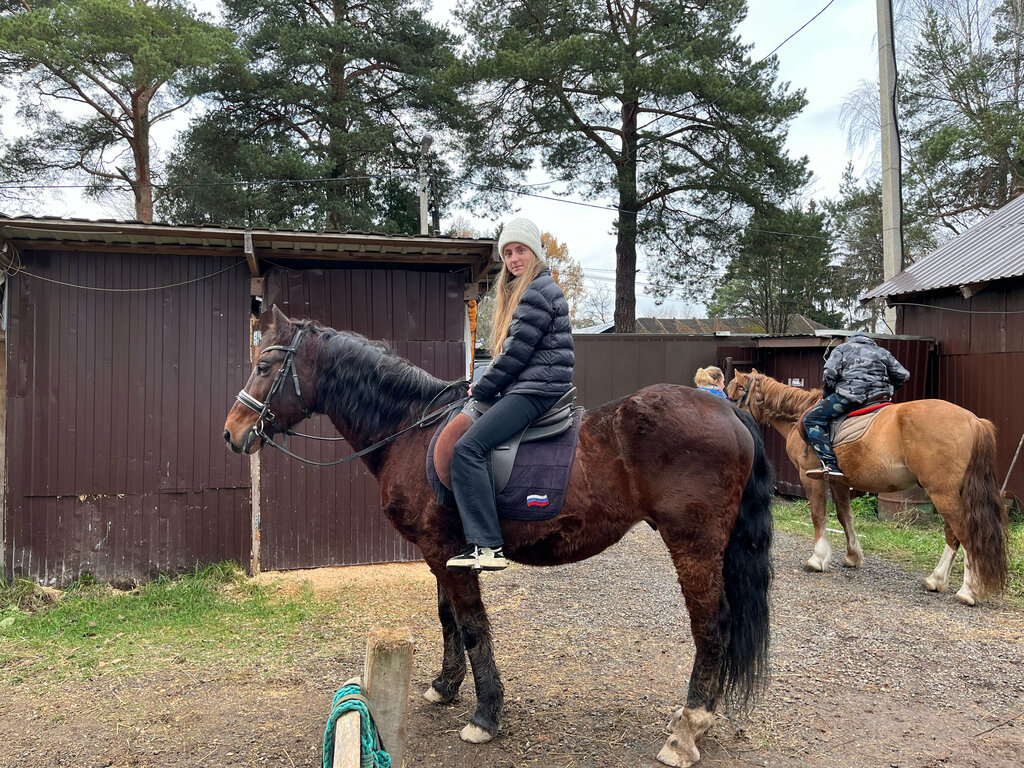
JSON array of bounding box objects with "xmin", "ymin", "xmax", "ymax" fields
[
  {"xmin": 244, "ymin": 232, "xmax": 260, "ymax": 276},
  {"xmin": 332, "ymin": 712, "xmax": 362, "ymax": 768}
]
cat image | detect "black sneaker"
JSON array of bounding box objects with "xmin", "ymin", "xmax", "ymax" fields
[
  {"xmin": 825, "ymin": 464, "xmax": 847, "ymax": 479},
  {"xmin": 446, "ymin": 546, "xmax": 507, "ymax": 572}
]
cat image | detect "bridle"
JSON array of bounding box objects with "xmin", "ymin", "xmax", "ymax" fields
[
  {"xmin": 235, "ymin": 327, "xmax": 467, "ymax": 466},
  {"xmin": 236, "ymin": 327, "xmax": 315, "ymax": 440},
  {"xmin": 734, "ymin": 373, "xmax": 762, "ymax": 411}
]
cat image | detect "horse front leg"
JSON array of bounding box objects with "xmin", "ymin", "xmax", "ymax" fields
[
  {"xmin": 802, "ymin": 477, "xmax": 833, "ymax": 572},
  {"xmin": 423, "ymin": 580, "xmax": 467, "ymax": 704},
  {"xmin": 830, "ymin": 484, "xmax": 863, "ymax": 567},
  {"xmin": 432, "ymin": 568, "xmax": 504, "ymax": 743}
]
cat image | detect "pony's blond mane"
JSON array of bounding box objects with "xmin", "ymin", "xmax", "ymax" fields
[{"xmin": 752, "ymin": 375, "xmax": 821, "ymax": 422}]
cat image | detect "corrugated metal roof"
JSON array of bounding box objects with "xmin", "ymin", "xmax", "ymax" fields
[
  {"xmin": 862, "ymin": 194, "xmax": 1024, "ymax": 300},
  {"xmin": 0, "ymin": 214, "xmax": 497, "ymax": 265}
]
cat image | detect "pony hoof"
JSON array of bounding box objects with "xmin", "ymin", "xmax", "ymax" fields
[
  {"xmin": 955, "ymin": 589, "xmax": 977, "ymax": 606},
  {"xmin": 656, "ymin": 736, "xmax": 700, "ymax": 767},
  {"xmin": 460, "ymin": 723, "xmax": 495, "ymax": 744},
  {"xmin": 423, "ymin": 686, "xmax": 446, "ymax": 704},
  {"xmin": 843, "ymin": 554, "xmax": 863, "ymax": 568},
  {"xmin": 923, "ymin": 577, "xmax": 946, "ymax": 593},
  {"xmin": 805, "ymin": 557, "xmax": 826, "ymax": 572}
]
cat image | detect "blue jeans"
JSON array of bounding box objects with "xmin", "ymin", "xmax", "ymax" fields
[
  {"xmin": 451, "ymin": 393, "xmax": 559, "ymax": 547},
  {"xmin": 802, "ymin": 392, "xmax": 857, "ymax": 467}
]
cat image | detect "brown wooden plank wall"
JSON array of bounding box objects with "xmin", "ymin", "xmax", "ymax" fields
[
  {"xmin": 898, "ymin": 278, "xmax": 1024, "ymax": 496},
  {"xmin": 572, "ymin": 334, "xmax": 736, "ymax": 408},
  {"xmin": 6, "ymin": 249, "xmax": 252, "ymax": 585},
  {"xmin": 259, "ymin": 267, "xmax": 466, "ymax": 570}
]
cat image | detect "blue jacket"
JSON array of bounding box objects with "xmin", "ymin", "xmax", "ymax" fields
[{"xmin": 473, "ymin": 269, "xmax": 574, "ymax": 401}]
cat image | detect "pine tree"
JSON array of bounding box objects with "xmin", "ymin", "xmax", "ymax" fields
[
  {"xmin": 157, "ymin": 0, "xmax": 465, "ymax": 230},
  {"xmin": 455, "ymin": 0, "xmax": 808, "ymax": 331},
  {"xmin": 0, "ymin": 0, "xmax": 237, "ymax": 222}
]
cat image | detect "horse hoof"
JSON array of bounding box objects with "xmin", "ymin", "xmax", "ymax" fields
[
  {"xmin": 460, "ymin": 723, "xmax": 495, "ymax": 744},
  {"xmin": 805, "ymin": 557, "xmax": 826, "ymax": 572},
  {"xmin": 656, "ymin": 737, "xmax": 700, "ymax": 767},
  {"xmin": 423, "ymin": 686, "xmax": 446, "ymax": 704},
  {"xmin": 844, "ymin": 554, "xmax": 863, "ymax": 568},
  {"xmin": 923, "ymin": 577, "xmax": 946, "ymax": 593},
  {"xmin": 955, "ymin": 589, "xmax": 977, "ymax": 606}
]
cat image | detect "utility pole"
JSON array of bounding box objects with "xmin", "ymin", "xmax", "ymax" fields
[
  {"xmin": 418, "ymin": 134, "xmax": 433, "ymax": 236},
  {"xmin": 876, "ymin": 0, "xmax": 903, "ymax": 333}
]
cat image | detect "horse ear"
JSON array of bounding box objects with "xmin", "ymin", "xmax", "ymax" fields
[
  {"xmin": 750, "ymin": 367, "xmax": 760, "ymax": 375},
  {"xmin": 271, "ymin": 304, "xmax": 290, "ymax": 329}
]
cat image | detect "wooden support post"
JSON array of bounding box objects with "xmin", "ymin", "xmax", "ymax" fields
[{"xmin": 362, "ymin": 628, "xmax": 414, "ymax": 767}]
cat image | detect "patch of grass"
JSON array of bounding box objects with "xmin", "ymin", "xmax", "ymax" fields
[
  {"xmin": 0, "ymin": 562, "xmax": 356, "ymax": 685},
  {"xmin": 772, "ymin": 497, "xmax": 1024, "ymax": 604}
]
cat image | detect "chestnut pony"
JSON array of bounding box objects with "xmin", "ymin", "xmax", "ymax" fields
[
  {"xmin": 224, "ymin": 308, "xmax": 774, "ymax": 768},
  {"xmin": 727, "ymin": 369, "xmax": 1008, "ymax": 606}
]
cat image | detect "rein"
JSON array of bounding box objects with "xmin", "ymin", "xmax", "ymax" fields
[{"xmin": 235, "ymin": 328, "xmax": 467, "ymax": 466}]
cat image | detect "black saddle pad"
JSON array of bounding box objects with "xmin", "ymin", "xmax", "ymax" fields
[{"xmin": 426, "ymin": 408, "xmax": 582, "ymax": 522}]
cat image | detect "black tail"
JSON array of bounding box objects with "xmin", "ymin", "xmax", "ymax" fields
[{"xmin": 720, "ymin": 407, "xmax": 774, "ymax": 706}]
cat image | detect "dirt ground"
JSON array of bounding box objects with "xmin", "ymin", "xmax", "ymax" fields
[{"xmin": 2, "ymin": 524, "xmax": 1023, "ymax": 768}]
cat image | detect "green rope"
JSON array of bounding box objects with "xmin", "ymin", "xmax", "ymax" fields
[{"xmin": 322, "ymin": 684, "xmax": 392, "ymax": 768}]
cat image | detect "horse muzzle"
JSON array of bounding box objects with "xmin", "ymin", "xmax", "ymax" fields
[{"xmin": 224, "ymin": 425, "xmax": 263, "ymax": 455}]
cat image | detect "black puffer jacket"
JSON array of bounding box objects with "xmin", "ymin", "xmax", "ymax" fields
[
  {"xmin": 823, "ymin": 334, "xmax": 910, "ymax": 403},
  {"xmin": 473, "ymin": 269, "xmax": 574, "ymax": 401}
]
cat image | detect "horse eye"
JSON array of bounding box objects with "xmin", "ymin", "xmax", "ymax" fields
[{"xmin": 257, "ymin": 363, "xmax": 270, "ymax": 375}]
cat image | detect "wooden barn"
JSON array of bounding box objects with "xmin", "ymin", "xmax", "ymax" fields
[
  {"xmin": 0, "ymin": 216, "xmax": 496, "ymax": 586},
  {"xmin": 862, "ymin": 193, "xmax": 1024, "ymax": 500}
]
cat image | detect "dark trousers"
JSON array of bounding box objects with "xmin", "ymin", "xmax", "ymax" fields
[
  {"xmin": 451, "ymin": 392, "xmax": 559, "ymax": 547},
  {"xmin": 802, "ymin": 392, "xmax": 857, "ymax": 467}
]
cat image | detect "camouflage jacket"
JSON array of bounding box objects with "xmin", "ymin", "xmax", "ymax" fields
[{"xmin": 822, "ymin": 335, "xmax": 910, "ymax": 403}]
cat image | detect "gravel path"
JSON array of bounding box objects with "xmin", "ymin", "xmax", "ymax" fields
[{"xmin": 2, "ymin": 523, "xmax": 1022, "ymax": 768}]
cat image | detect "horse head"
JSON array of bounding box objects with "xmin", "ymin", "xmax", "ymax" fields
[
  {"xmin": 224, "ymin": 305, "xmax": 318, "ymax": 454},
  {"xmin": 726, "ymin": 369, "xmax": 766, "ymax": 423}
]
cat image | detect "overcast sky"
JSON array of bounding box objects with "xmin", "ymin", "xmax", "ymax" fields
[{"xmin": 2, "ymin": 0, "xmax": 882, "ymax": 316}]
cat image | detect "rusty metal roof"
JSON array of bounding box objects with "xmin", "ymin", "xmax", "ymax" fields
[{"xmin": 862, "ymin": 193, "xmax": 1024, "ymax": 300}]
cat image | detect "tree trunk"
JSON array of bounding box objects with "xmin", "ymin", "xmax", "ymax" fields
[
  {"xmin": 131, "ymin": 89, "xmax": 154, "ymax": 223},
  {"xmin": 614, "ymin": 98, "xmax": 639, "ymax": 333}
]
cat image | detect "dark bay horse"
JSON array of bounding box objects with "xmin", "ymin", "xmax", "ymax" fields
[
  {"xmin": 727, "ymin": 370, "xmax": 1008, "ymax": 606},
  {"xmin": 224, "ymin": 307, "xmax": 774, "ymax": 768}
]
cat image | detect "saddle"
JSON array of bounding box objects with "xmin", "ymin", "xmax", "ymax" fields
[
  {"xmin": 797, "ymin": 401, "xmax": 892, "ymax": 448},
  {"xmin": 426, "ymin": 388, "xmax": 583, "ymax": 520}
]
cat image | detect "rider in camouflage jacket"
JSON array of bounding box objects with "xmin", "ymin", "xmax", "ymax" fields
[{"xmin": 804, "ymin": 334, "xmax": 909, "ymax": 478}]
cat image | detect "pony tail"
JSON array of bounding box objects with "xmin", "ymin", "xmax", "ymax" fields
[{"xmin": 960, "ymin": 418, "xmax": 1008, "ymax": 598}]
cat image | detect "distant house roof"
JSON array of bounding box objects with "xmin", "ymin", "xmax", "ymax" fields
[
  {"xmin": 862, "ymin": 193, "xmax": 1024, "ymax": 300},
  {"xmin": 574, "ymin": 315, "xmax": 826, "ymax": 335}
]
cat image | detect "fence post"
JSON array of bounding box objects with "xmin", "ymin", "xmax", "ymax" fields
[{"xmin": 363, "ymin": 627, "xmax": 414, "ymax": 767}]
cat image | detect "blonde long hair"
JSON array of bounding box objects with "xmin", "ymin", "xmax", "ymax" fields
[
  {"xmin": 488, "ymin": 251, "xmax": 545, "ymax": 355},
  {"xmin": 694, "ymin": 366, "xmax": 725, "ymax": 388}
]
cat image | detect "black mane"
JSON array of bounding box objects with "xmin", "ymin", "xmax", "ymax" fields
[{"xmin": 295, "ymin": 321, "xmax": 468, "ymax": 440}]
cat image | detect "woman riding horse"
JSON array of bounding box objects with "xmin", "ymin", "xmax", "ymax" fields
[{"xmin": 447, "ymin": 217, "xmax": 574, "ymax": 573}]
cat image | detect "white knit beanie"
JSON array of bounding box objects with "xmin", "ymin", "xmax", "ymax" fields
[{"xmin": 497, "ymin": 217, "xmax": 544, "ymax": 261}]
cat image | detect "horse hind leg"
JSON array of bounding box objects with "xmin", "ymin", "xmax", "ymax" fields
[
  {"xmin": 656, "ymin": 533, "xmax": 729, "ymax": 767},
  {"xmin": 424, "ymin": 581, "xmax": 467, "ymax": 704},
  {"xmin": 923, "ymin": 518, "xmax": 960, "ymax": 595}
]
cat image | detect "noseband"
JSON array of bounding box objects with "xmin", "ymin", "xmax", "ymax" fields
[{"xmin": 236, "ymin": 328, "xmax": 314, "ymax": 440}]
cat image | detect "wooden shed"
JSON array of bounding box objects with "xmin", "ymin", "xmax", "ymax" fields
[
  {"xmin": 862, "ymin": 193, "xmax": 1024, "ymax": 499},
  {"xmin": 0, "ymin": 216, "xmax": 496, "ymax": 586}
]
